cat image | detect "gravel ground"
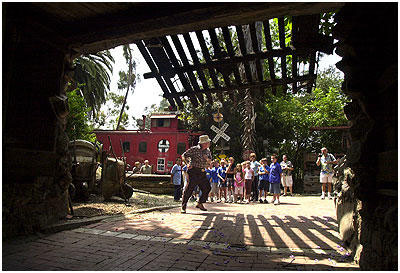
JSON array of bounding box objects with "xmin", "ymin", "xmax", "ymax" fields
[{"xmin": 72, "ymin": 192, "xmax": 177, "ymax": 218}]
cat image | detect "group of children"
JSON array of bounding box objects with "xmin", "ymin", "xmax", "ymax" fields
[
  {"xmin": 171, "ymin": 153, "xmax": 289, "ymax": 205},
  {"xmin": 205, "ymin": 153, "xmax": 285, "ymax": 205}
]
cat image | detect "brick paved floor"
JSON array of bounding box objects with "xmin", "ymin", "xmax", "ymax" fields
[{"xmin": 3, "ymin": 196, "xmax": 359, "ymax": 270}]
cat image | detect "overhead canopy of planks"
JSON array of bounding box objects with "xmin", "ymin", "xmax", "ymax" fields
[{"xmin": 136, "ymin": 14, "xmax": 336, "ymax": 108}]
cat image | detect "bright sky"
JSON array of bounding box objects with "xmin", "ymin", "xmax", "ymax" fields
[{"xmin": 104, "ymin": 43, "xmax": 342, "ymax": 129}]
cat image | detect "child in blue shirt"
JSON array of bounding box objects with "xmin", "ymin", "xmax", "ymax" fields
[
  {"xmin": 217, "ymin": 159, "xmax": 228, "ymax": 203},
  {"xmin": 258, "ymin": 158, "xmax": 270, "ymax": 203},
  {"xmin": 269, "ymin": 154, "xmax": 282, "ymax": 205},
  {"xmin": 170, "ymin": 158, "xmax": 183, "ymax": 201},
  {"xmin": 209, "ymin": 160, "xmax": 219, "ymax": 202}
]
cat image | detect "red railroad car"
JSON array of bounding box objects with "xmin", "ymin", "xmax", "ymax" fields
[{"xmin": 93, "ymin": 112, "xmax": 202, "ymax": 174}]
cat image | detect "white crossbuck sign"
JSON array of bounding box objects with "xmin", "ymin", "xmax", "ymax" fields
[{"xmin": 211, "ymin": 123, "xmax": 230, "ymax": 143}]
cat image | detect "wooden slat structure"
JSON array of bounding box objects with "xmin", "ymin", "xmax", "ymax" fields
[{"xmin": 137, "ymin": 14, "xmax": 335, "ymax": 108}]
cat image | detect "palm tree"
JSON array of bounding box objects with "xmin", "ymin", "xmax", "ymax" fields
[
  {"xmin": 71, "ymin": 50, "xmax": 115, "ymax": 117},
  {"xmin": 116, "ymin": 44, "xmax": 136, "ymax": 130}
]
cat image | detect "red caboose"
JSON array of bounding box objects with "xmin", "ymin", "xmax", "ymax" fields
[{"xmin": 93, "ymin": 112, "xmax": 202, "ymax": 174}]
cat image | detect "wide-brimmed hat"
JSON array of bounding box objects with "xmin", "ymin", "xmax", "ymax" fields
[{"xmin": 198, "ymin": 135, "xmax": 211, "ymax": 144}]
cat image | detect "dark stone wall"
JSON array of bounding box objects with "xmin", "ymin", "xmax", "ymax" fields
[
  {"xmin": 3, "ymin": 6, "xmax": 72, "ymax": 237},
  {"xmin": 333, "ymin": 3, "xmax": 398, "ymax": 270}
]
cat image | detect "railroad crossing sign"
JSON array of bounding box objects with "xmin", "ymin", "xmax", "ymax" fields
[
  {"xmin": 158, "ymin": 139, "xmax": 170, "ymax": 153},
  {"xmin": 215, "ymin": 144, "xmax": 230, "ymax": 151},
  {"xmin": 211, "ymin": 123, "xmax": 230, "ymax": 143}
]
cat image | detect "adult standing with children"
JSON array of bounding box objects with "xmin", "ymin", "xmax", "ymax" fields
[
  {"xmin": 249, "ymin": 153, "xmax": 261, "ymax": 201},
  {"xmin": 316, "ymin": 147, "xmax": 338, "ymax": 200},
  {"xmin": 181, "ymin": 135, "xmax": 212, "ymax": 213},
  {"xmin": 281, "ymin": 155, "xmax": 294, "ymax": 196},
  {"xmin": 226, "ymin": 157, "xmax": 235, "ymax": 203}
]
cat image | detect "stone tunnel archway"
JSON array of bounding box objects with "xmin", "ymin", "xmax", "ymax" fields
[{"xmin": 3, "ymin": 3, "xmax": 397, "ymax": 270}]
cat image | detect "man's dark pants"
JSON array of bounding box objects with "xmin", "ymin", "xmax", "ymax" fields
[
  {"xmin": 173, "ymin": 185, "xmax": 182, "ymax": 201},
  {"xmin": 251, "ymin": 176, "xmax": 259, "ymax": 200},
  {"xmin": 182, "ymin": 167, "xmax": 211, "ymax": 209}
]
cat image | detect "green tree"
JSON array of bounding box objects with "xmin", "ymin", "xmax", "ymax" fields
[
  {"xmin": 94, "ymin": 91, "xmax": 130, "ymax": 130},
  {"xmin": 115, "ymin": 44, "xmax": 137, "ymax": 130},
  {"xmin": 71, "ymin": 50, "xmax": 115, "ymax": 117},
  {"xmin": 66, "ymin": 88, "xmax": 96, "ymax": 142}
]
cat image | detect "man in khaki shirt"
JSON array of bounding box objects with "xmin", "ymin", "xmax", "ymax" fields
[{"xmin": 181, "ymin": 135, "xmax": 212, "ymax": 213}]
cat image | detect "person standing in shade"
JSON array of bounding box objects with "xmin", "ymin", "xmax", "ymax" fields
[
  {"xmin": 181, "ymin": 135, "xmax": 212, "ymax": 213},
  {"xmin": 269, "ymin": 154, "xmax": 283, "ymax": 205},
  {"xmin": 258, "ymin": 158, "xmax": 270, "ymax": 203},
  {"xmin": 170, "ymin": 158, "xmax": 183, "ymax": 202},
  {"xmin": 249, "ymin": 153, "xmax": 261, "ymax": 201},
  {"xmin": 280, "ymin": 155, "xmax": 294, "ymax": 196},
  {"xmin": 140, "ymin": 160, "xmax": 152, "ymax": 174},
  {"xmin": 226, "ymin": 157, "xmax": 235, "ymax": 203},
  {"xmin": 316, "ymin": 147, "xmax": 338, "ymax": 200}
]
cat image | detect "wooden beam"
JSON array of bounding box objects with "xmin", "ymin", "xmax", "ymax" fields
[
  {"xmin": 182, "ymin": 33, "xmax": 213, "ymax": 104},
  {"xmin": 58, "ymin": 2, "xmax": 343, "ymax": 55},
  {"xmin": 195, "ymin": 30, "xmax": 224, "ymax": 102},
  {"xmin": 170, "ymin": 34, "xmax": 204, "ymax": 104},
  {"xmin": 263, "ymin": 20, "xmax": 277, "ymax": 95},
  {"xmin": 249, "ymin": 22, "xmax": 264, "ymax": 82},
  {"xmin": 278, "ymin": 17, "xmax": 287, "ymax": 93},
  {"xmin": 143, "ymin": 47, "xmax": 313, "ymax": 79},
  {"xmin": 164, "ymin": 74, "xmax": 316, "ymax": 99},
  {"xmin": 235, "ymin": 25, "xmax": 253, "ymax": 84},
  {"xmin": 221, "ymin": 26, "xmax": 242, "ymax": 86},
  {"xmin": 157, "ymin": 37, "xmax": 199, "ymax": 107},
  {"xmin": 292, "ymin": 54, "xmax": 298, "ymax": 93},
  {"xmin": 208, "ymin": 28, "xmax": 234, "ymax": 101},
  {"xmin": 308, "ymin": 51, "xmax": 317, "ymax": 93},
  {"xmin": 135, "ymin": 40, "xmax": 181, "ymax": 108},
  {"xmin": 291, "ymin": 17, "xmax": 298, "ymax": 93}
]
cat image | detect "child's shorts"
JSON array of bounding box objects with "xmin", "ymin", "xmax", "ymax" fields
[
  {"xmin": 219, "ymin": 181, "xmax": 227, "ymax": 188},
  {"xmin": 235, "ymin": 186, "xmax": 244, "ymax": 195},
  {"xmin": 269, "ymin": 182, "xmax": 281, "ymax": 194},
  {"xmin": 211, "ymin": 183, "xmax": 218, "ymax": 195},
  {"xmin": 258, "ymin": 179, "xmax": 269, "ymax": 191},
  {"xmin": 226, "ymin": 177, "xmax": 234, "ymax": 188}
]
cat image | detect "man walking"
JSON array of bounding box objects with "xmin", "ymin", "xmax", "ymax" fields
[
  {"xmin": 316, "ymin": 147, "xmax": 338, "ymax": 200},
  {"xmin": 181, "ymin": 135, "xmax": 212, "ymax": 213}
]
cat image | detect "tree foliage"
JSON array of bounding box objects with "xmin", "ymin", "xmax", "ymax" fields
[
  {"xmin": 71, "ymin": 50, "xmax": 115, "ymax": 117},
  {"xmin": 66, "ymin": 87, "xmax": 96, "ymax": 142},
  {"xmin": 179, "ymin": 65, "xmax": 349, "ymax": 183}
]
